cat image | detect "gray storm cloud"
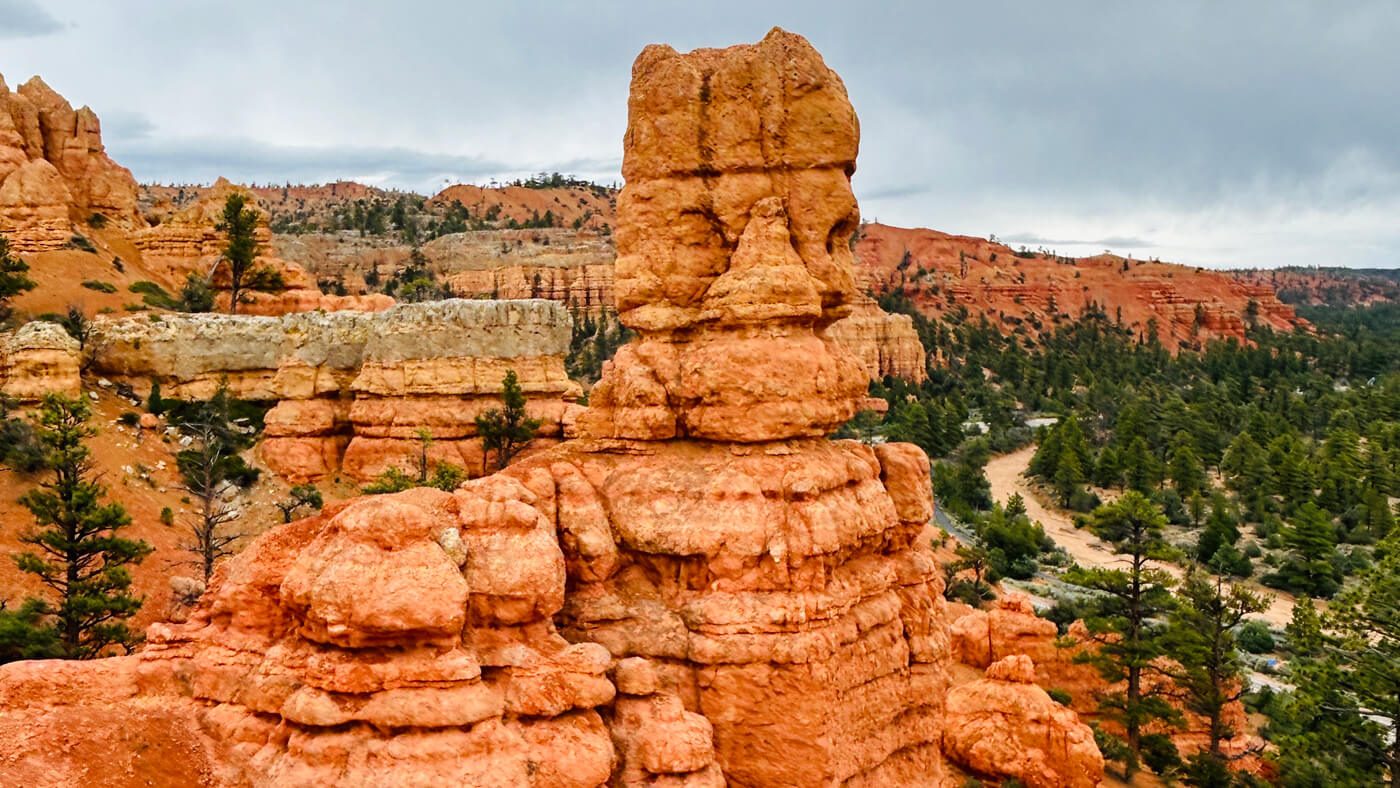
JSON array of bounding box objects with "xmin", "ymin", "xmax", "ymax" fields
[{"xmin": 1, "ymin": 0, "xmax": 1396, "ymax": 268}]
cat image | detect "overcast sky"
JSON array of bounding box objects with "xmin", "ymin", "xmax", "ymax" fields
[{"xmin": 3, "ymin": 0, "xmax": 1397, "ymax": 268}]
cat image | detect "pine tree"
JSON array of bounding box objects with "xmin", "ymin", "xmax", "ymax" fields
[
  {"xmin": 217, "ymin": 192, "xmax": 260, "ymax": 314},
  {"xmin": 1093, "ymin": 445, "xmax": 1123, "ymax": 488},
  {"xmin": 1276, "ymin": 534, "xmax": 1400, "ymax": 785},
  {"xmin": 14, "ymin": 394, "xmax": 152, "ymax": 658},
  {"xmin": 1064, "ymin": 491, "xmax": 1180, "ymax": 776},
  {"xmin": 1269, "ymin": 502, "xmax": 1339, "ymax": 598},
  {"xmin": 1166, "ymin": 569, "xmax": 1266, "ymax": 775},
  {"xmin": 1196, "ymin": 493, "xmax": 1241, "ymax": 567},
  {"xmin": 1053, "ymin": 442, "xmax": 1086, "ymax": 505},
  {"xmin": 275, "ymin": 484, "xmax": 324, "ymax": 523},
  {"xmin": 177, "ymin": 421, "xmax": 242, "ymax": 583},
  {"xmin": 475, "ymin": 370, "xmax": 541, "ymax": 474},
  {"xmin": 0, "ymin": 233, "xmax": 37, "ymax": 324},
  {"xmin": 1168, "ymin": 432, "xmax": 1207, "ymax": 498},
  {"xmin": 1123, "ymin": 436, "xmax": 1162, "ymax": 494},
  {"xmin": 1285, "ymin": 595, "xmax": 1322, "ymax": 657}
]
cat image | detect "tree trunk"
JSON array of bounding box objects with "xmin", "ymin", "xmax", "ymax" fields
[{"xmin": 1126, "ymin": 664, "xmax": 1141, "ymax": 777}]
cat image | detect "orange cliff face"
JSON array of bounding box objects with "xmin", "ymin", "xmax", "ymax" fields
[
  {"xmin": 856, "ymin": 223, "xmax": 1306, "ymax": 350},
  {"xmin": 0, "ymin": 29, "xmax": 997, "ymax": 787},
  {"xmin": 0, "ymin": 74, "xmax": 142, "ymax": 252},
  {"xmin": 0, "ymin": 72, "xmax": 384, "ymax": 320}
]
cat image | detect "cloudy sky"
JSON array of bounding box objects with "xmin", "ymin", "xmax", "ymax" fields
[{"xmin": 4, "ymin": 0, "xmax": 1397, "ymax": 268}]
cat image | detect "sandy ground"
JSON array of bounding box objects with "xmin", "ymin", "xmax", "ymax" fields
[{"xmin": 985, "ymin": 445, "xmax": 1298, "ymax": 628}]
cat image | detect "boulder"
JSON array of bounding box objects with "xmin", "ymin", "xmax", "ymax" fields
[{"xmin": 944, "ymin": 655, "xmax": 1104, "ymax": 788}]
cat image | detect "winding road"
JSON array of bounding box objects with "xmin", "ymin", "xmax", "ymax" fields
[{"xmin": 984, "ymin": 445, "xmax": 1299, "ymax": 628}]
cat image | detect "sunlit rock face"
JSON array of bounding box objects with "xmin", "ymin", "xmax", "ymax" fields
[{"xmin": 511, "ymin": 27, "xmax": 952, "ymax": 785}]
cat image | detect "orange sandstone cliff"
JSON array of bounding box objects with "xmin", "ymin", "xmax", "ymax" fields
[{"xmin": 857, "ymin": 223, "xmax": 1305, "ymax": 351}]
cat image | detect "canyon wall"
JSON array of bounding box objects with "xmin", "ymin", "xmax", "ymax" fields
[
  {"xmin": 857, "ymin": 223, "xmax": 1305, "ymax": 351},
  {"xmin": 86, "ymin": 299, "xmax": 579, "ymax": 481}
]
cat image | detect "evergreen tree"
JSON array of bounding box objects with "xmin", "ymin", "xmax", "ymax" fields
[
  {"xmin": 475, "ymin": 370, "xmax": 541, "ymax": 474},
  {"xmin": 1274, "ymin": 535, "xmax": 1399, "ymax": 785},
  {"xmin": 1064, "ymin": 492, "xmax": 1180, "ymax": 777},
  {"xmin": 1166, "ymin": 569, "xmax": 1267, "ymax": 775},
  {"xmin": 0, "ymin": 599, "xmax": 61, "ymax": 663},
  {"xmin": 1093, "ymin": 445, "xmax": 1123, "ymax": 488},
  {"xmin": 0, "ymin": 232, "xmax": 37, "ymax": 324},
  {"xmin": 1123, "ymin": 436, "xmax": 1162, "ymax": 494},
  {"xmin": 1268, "ymin": 502, "xmax": 1340, "ymax": 598},
  {"xmin": 1053, "ymin": 442, "xmax": 1086, "ymax": 505},
  {"xmin": 217, "ymin": 192, "xmax": 260, "ymax": 314},
  {"xmin": 1284, "ymin": 595, "xmax": 1322, "ymax": 657},
  {"xmin": 176, "ymin": 421, "xmax": 242, "ymax": 584},
  {"xmin": 275, "ymin": 484, "xmax": 324, "ymax": 523},
  {"xmin": 1168, "ymin": 432, "xmax": 1207, "ymax": 498},
  {"xmin": 14, "ymin": 394, "xmax": 152, "ymax": 658},
  {"xmin": 1196, "ymin": 493, "xmax": 1242, "ymax": 568}
]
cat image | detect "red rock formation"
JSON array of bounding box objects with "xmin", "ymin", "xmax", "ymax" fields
[
  {"xmin": 135, "ymin": 177, "xmax": 392, "ymax": 314},
  {"xmin": 0, "ymin": 321, "xmax": 81, "ymax": 401},
  {"xmin": 944, "ymin": 655, "xmax": 1104, "ymax": 788},
  {"xmin": 447, "ymin": 260, "xmax": 616, "ymax": 313},
  {"xmin": 499, "ymin": 29, "xmax": 949, "ymax": 784},
  {"xmin": 0, "ymin": 29, "xmax": 954, "ymax": 786},
  {"xmin": 0, "ymin": 487, "xmax": 620, "ymax": 785},
  {"xmin": 857, "ymin": 223, "xmax": 1307, "ymax": 351},
  {"xmin": 1230, "ymin": 267, "xmax": 1400, "ymax": 307},
  {"xmin": 0, "ymin": 74, "xmax": 142, "ymax": 251},
  {"xmin": 949, "ymin": 593, "xmax": 1265, "ymax": 774},
  {"xmin": 827, "ymin": 295, "xmax": 928, "ymax": 381},
  {"xmin": 87, "ymin": 300, "xmax": 580, "ymax": 483}
]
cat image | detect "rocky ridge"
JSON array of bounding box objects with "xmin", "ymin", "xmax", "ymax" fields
[
  {"xmin": 857, "ymin": 223, "xmax": 1306, "ymax": 351},
  {"xmin": 92, "ymin": 299, "xmax": 578, "ymax": 481}
]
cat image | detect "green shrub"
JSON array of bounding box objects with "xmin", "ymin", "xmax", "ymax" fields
[
  {"xmin": 428, "ymin": 463, "xmax": 467, "ymax": 491},
  {"xmin": 362, "ymin": 467, "xmax": 415, "ymax": 494},
  {"xmin": 1236, "ymin": 620, "xmax": 1275, "ymax": 654},
  {"xmin": 68, "ymin": 234, "xmax": 97, "ymax": 253},
  {"xmin": 81, "ymin": 279, "xmax": 117, "ymax": 293},
  {"xmin": 117, "ymin": 411, "xmax": 140, "ymax": 427},
  {"xmin": 1047, "ymin": 687, "xmax": 1073, "ymax": 706},
  {"xmin": 159, "ymin": 507, "xmax": 175, "ymax": 526}
]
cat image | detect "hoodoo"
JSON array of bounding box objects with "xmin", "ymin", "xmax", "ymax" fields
[{"xmin": 0, "ymin": 29, "xmax": 959, "ymax": 786}]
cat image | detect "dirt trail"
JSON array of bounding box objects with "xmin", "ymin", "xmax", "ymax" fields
[{"xmin": 985, "ymin": 446, "xmax": 1297, "ymax": 628}]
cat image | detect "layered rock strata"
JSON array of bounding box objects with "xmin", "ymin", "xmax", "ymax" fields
[
  {"xmin": 827, "ymin": 295, "xmax": 927, "ymax": 382},
  {"xmin": 856, "ymin": 223, "xmax": 1304, "ymax": 352},
  {"xmin": 0, "ymin": 74, "xmax": 142, "ymax": 251},
  {"xmin": 0, "ymin": 320, "xmax": 81, "ymax": 401},
  {"xmin": 134, "ymin": 178, "xmax": 393, "ymax": 315},
  {"xmin": 88, "ymin": 299, "xmax": 579, "ymax": 481},
  {"xmin": 497, "ymin": 29, "xmax": 949, "ymax": 783}
]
